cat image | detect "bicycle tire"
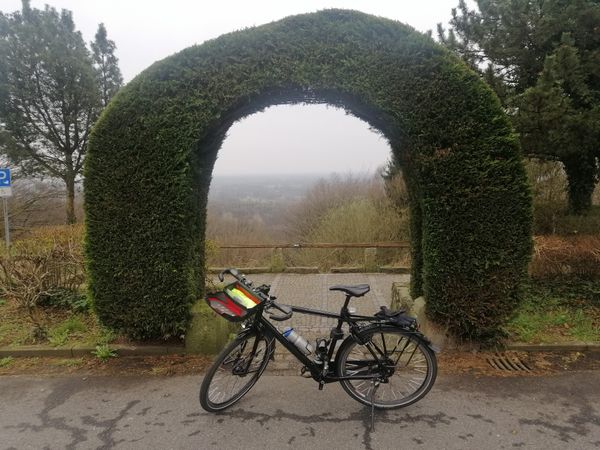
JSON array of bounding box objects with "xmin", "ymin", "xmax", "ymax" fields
[
  {"xmin": 336, "ymin": 327, "xmax": 437, "ymax": 409},
  {"xmin": 200, "ymin": 332, "xmax": 272, "ymax": 412}
]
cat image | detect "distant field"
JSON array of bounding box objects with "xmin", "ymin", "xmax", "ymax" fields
[
  {"xmin": 208, "ymin": 173, "xmax": 323, "ymax": 239},
  {"xmin": 208, "ymin": 173, "xmax": 324, "ymax": 204}
]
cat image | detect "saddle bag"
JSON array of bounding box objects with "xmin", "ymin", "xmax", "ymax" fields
[{"xmin": 375, "ymin": 306, "xmax": 418, "ymax": 331}]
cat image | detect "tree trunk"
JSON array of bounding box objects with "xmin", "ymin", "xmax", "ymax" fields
[
  {"xmin": 65, "ymin": 175, "xmax": 76, "ymax": 224},
  {"xmin": 562, "ymin": 153, "xmax": 598, "ymax": 215}
]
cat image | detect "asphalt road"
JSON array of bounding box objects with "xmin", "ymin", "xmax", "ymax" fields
[{"xmin": 1, "ymin": 371, "xmax": 599, "ymax": 450}]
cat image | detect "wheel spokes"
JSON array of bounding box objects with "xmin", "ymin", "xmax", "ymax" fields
[
  {"xmin": 207, "ymin": 336, "xmax": 268, "ymax": 405},
  {"xmin": 344, "ymin": 331, "xmax": 430, "ymax": 405}
]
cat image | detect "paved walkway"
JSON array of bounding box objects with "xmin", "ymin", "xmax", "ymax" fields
[{"xmin": 1, "ymin": 371, "xmax": 599, "ymax": 449}]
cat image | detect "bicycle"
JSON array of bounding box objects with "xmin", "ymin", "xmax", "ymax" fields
[{"xmin": 199, "ymin": 268, "xmax": 437, "ymax": 417}]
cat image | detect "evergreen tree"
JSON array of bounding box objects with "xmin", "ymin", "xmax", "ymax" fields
[
  {"xmin": 439, "ymin": 0, "xmax": 600, "ymax": 213},
  {"xmin": 91, "ymin": 23, "xmax": 122, "ymax": 108},
  {"xmin": 0, "ymin": 1, "xmax": 122, "ymax": 223},
  {"xmin": 515, "ymin": 34, "xmax": 600, "ymax": 213}
]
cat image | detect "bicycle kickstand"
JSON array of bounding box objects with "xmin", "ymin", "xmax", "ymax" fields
[{"xmin": 370, "ymin": 379, "xmax": 379, "ymax": 432}]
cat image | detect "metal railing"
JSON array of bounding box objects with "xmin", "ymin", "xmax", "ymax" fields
[
  {"xmin": 217, "ymin": 242, "xmax": 410, "ymax": 249},
  {"xmin": 210, "ymin": 242, "xmax": 411, "ymax": 273}
]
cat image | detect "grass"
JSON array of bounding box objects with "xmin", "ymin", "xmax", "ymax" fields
[
  {"xmin": 51, "ymin": 358, "xmax": 85, "ymax": 368},
  {"xmin": 48, "ymin": 316, "xmax": 87, "ymax": 347},
  {"xmin": 0, "ymin": 356, "xmax": 14, "ymax": 367},
  {"xmin": 506, "ymin": 279, "xmax": 600, "ymax": 343},
  {"xmin": 0, "ymin": 296, "xmax": 121, "ymax": 348}
]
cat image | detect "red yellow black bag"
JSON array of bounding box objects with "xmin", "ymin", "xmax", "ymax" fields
[{"xmin": 205, "ymin": 282, "xmax": 263, "ymax": 322}]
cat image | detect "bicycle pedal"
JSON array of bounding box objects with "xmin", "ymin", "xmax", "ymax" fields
[{"xmin": 300, "ymin": 366, "xmax": 312, "ymax": 378}]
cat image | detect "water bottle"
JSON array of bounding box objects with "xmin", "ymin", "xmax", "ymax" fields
[{"xmin": 283, "ymin": 327, "xmax": 313, "ymax": 355}]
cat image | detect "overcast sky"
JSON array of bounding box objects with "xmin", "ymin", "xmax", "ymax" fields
[{"xmin": 3, "ymin": 0, "xmax": 469, "ymax": 175}]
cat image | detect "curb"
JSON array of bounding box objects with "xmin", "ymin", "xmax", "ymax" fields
[
  {"xmin": 2, "ymin": 342, "xmax": 599, "ymax": 359},
  {"xmin": 506, "ymin": 342, "xmax": 600, "ymax": 352},
  {"xmin": 0, "ymin": 345, "xmax": 186, "ymax": 358}
]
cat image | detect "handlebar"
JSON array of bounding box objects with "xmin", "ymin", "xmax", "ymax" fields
[{"xmin": 218, "ymin": 268, "xmax": 293, "ymax": 321}]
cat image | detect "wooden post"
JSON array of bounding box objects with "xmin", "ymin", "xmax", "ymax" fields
[
  {"xmin": 364, "ymin": 247, "xmax": 378, "ymax": 272},
  {"xmin": 270, "ymin": 247, "xmax": 285, "ymax": 272}
]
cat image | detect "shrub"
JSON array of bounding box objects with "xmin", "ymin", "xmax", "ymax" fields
[
  {"xmin": 301, "ymin": 202, "xmax": 408, "ymax": 269},
  {"xmin": 206, "ymin": 211, "xmax": 273, "ymax": 268},
  {"xmin": 284, "ymin": 172, "xmax": 409, "ymax": 269},
  {"xmin": 287, "ymin": 173, "xmax": 386, "ymax": 239},
  {"xmin": 524, "ymin": 158, "xmax": 600, "ymax": 235},
  {"xmin": 0, "ymin": 254, "xmax": 55, "ymax": 335},
  {"xmin": 551, "ymin": 206, "xmax": 600, "ymax": 235},
  {"xmin": 530, "ymin": 235, "xmax": 600, "ymax": 280},
  {"xmin": 86, "ymin": 9, "xmax": 531, "ymax": 340},
  {"xmin": 308, "ymin": 199, "xmax": 407, "ymax": 244},
  {"xmin": 39, "ymin": 288, "xmax": 89, "ymax": 312},
  {"xmin": 0, "ymin": 225, "xmax": 85, "ymax": 335}
]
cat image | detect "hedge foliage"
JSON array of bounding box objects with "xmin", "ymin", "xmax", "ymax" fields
[{"xmin": 85, "ymin": 9, "xmax": 532, "ymax": 340}]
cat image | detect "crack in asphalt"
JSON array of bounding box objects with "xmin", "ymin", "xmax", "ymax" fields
[
  {"xmin": 4, "ymin": 379, "xmax": 88, "ymax": 450},
  {"xmin": 466, "ymin": 413, "xmax": 495, "ymax": 424},
  {"xmin": 3, "ymin": 379, "xmax": 142, "ymax": 450},
  {"xmin": 81, "ymin": 400, "xmax": 140, "ymax": 449},
  {"xmin": 519, "ymin": 400, "xmax": 600, "ymax": 442},
  {"xmin": 193, "ymin": 407, "xmax": 456, "ymax": 450}
]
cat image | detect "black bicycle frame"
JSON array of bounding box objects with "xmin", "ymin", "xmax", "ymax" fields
[{"xmin": 248, "ymin": 295, "xmax": 386, "ymax": 383}]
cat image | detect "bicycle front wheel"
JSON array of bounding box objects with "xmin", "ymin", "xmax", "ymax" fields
[
  {"xmin": 200, "ymin": 332, "xmax": 272, "ymax": 412},
  {"xmin": 336, "ymin": 327, "xmax": 437, "ymax": 409}
]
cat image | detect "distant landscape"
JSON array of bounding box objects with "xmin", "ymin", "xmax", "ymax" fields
[
  {"xmin": 207, "ymin": 173, "xmax": 323, "ymax": 241},
  {"xmin": 205, "ymin": 170, "xmax": 410, "ymax": 268}
]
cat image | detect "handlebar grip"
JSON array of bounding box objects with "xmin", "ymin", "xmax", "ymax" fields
[{"xmin": 218, "ymin": 268, "xmax": 240, "ymax": 282}]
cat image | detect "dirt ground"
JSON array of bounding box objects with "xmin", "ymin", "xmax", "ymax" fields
[
  {"xmin": 1, "ymin": 350, "xmax": 599, "ymax": 378},
  {"xmin": 437, "ymin": 349, "xmax": 600, "ymax": 376}
]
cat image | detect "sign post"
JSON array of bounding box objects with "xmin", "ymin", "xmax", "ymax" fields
[{"xmin": 0, "ymin": 168, "xmax": 12, "ymax": 251}]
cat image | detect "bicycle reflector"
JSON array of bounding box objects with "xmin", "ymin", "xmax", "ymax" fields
[{"xmin": 206, "ymin": 282, "xmax": 262, "ymax": 322}]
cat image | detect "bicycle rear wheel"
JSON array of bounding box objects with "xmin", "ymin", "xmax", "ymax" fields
[
  {"xmin": 200, "ymin": 332, "xmax": 272, "ymax": 412},
  {"xmin": 336, "ymin": 327, "xmax": 436, "ymax": 409}
]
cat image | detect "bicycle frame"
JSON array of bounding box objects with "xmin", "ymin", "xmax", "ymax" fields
[
  {"xmin": 245, "ymin": 295, "xmax": 392, "ymax": 384},
  {"xmin": 202, "ymin": 270, "xmax": 438, "ymax": 417}
]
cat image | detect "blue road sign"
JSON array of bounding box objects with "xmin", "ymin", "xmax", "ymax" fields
[{"xmin": 0, "ymin": 169, "xmax": 10, "ymax": 187}]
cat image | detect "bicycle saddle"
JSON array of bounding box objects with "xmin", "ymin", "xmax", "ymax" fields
[{"xmin": 329, "ymin": 284, "xmax": 370, "ymax": 297}]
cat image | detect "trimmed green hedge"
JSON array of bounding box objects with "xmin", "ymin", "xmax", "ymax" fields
[{"xmin": 85, "ymin": 9, "xmax": 532, "ymax": 340}]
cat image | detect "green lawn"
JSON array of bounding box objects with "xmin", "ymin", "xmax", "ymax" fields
[
  {"xmin": 506, "ymin": 279, "xmax": 600, "ymax": 343},
  {"xmin": 0, "ymin": 297, "xmax": 117, "ymax": 348}
]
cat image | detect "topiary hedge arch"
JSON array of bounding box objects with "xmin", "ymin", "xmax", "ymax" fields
[{"xmin": 85, "ymin": 9, "xmax": 532, "ymax": 341}]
